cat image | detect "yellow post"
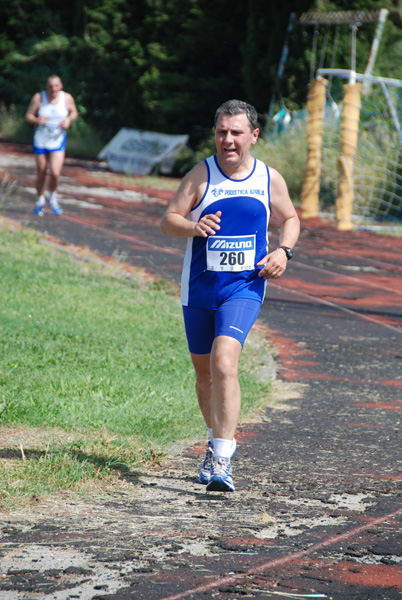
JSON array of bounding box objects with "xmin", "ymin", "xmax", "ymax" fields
[
  {"xmin": 301, "ymin": 77, "xmax": 328, "ymax": 218},
  {"xmin": 336, "ymin": 82, "xmax": 362, "ymax": 231}
]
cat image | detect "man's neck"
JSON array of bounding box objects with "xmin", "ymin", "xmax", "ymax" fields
[
  {"xmin": 216, "ymin": 155, "xmax": 254, "ymax": 180},
  {"xmin": 46, "ymin": 92, "xmax": 60, "ymax": 103}
]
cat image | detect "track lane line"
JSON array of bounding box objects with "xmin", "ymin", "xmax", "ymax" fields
[
  {"xmin": 269, "ymin": 282, "xmax": 402, "ymax": 336},
  {"xmin": 291, "ymin": 260, "xmax": 402, "ymax": 296},
  {"xmin": 42, "ymin": 214, "xmax": 402, "ymax": 336},
  {"xmin": 61, "ymin": 214, "xmax": 182, "ymax": 256},
  {"xmin": 159, "ymin": 507, "xmax": 402, "ymax": 600}
]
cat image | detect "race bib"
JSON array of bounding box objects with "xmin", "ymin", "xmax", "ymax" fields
[{"xmin": 207, "ymin": 235, "xmax": 256, "ymax": 272}]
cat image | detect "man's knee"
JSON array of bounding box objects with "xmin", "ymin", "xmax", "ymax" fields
[
  {"xmin": 49, "ymin": 164, "xmax": 62, "ymax": 179},
  {"xmin": 36, "ymin": 159, "xmax": 47, "ymax": 176},
  {"xmin": 49, "ymin": 171, "xmax": 61, "ymax": 183},
  {"xmin": 192, "ymin": 354, "xmax": 212, "ymax": 387},
  {"xmin": 213, "ymin": 357, "xmax": 238, "ymax": 381},
  {"xmin": 49, "ymin": 152, "xmax": 65, "ymax": 178},
  {"xmin": 211, "ymin": 341, "xmax": 240, "ymax": 379}
]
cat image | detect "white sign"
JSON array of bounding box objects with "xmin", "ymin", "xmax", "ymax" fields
[{"xmin": 98, "ymin": 128, "xmax": 189, "ymax": 175}]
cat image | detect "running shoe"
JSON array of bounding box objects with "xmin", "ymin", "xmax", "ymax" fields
[
  {"xmin": 32, "ymin": 205, "xmax": 44, "ymax": 216},
  {"xmin": 199, "ymin": 441, "xmax": 214, "ymax": 484},
  {"xmin": 206, "ymin": 456, "xmax": 235, "ymax": 492},
  {"xmin": 33, "ymin": 198, "xmax": 45, "ymax": 215},
  {"xmin": 199, "ymin": 439, "xmax": 237, "ymax": 485},
  {"xmin": 47, "ymin": 194, "xmax": 63, "ymax": 215},
  {"xmin": 50, "ymin": 203, "xmax": 63, "ymax": 215}
]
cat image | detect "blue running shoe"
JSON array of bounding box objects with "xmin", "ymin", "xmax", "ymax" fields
[
  {"xmin": 50, "ymin": 204, "xmax": 63, "ymax": 215},
  {"xmin": 47, "ymin": 193, "xmax": 63, "ymax": 215},
  {"xmin": 33, "ymin": 199, "xmax": 45, "ymax": 215},
  {"xmin": 199, "ymin": 439, "xmax": 237, "ymax": 485},
  {"xmin": 32, "ymin": 205, "xmax": 44, "ymax": 216},
  {"xmin": 206, "ymin": 457, "xmax": 235, "ymax": 492},
  {"xmin": 199, "ymin": 441, "xmax": 213, "ymax": 485}
]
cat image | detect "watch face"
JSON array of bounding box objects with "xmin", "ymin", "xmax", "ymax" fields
[{"xmin": 286, "ymin": 247, "xmax": 293, "ymax": 259}]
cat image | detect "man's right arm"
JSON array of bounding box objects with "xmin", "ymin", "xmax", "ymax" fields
[
  {"xmin": 25, "ymin": 93, "xmax": 44, "ymax": 126},
  {"xmin": 160, "ymin": 162, "xmax": 221, "ymax": 239}
]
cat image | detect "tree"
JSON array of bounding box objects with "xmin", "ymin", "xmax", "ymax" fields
[{"xmin": 1, "ymin": 0, "xmax": 401, "ymax": 150}]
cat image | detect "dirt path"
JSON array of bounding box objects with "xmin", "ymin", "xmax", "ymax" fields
[{"xmin": 0, "ymin": 143, "xmax": 401, "ymax": 600}]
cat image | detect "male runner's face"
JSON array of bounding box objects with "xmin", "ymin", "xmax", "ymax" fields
[
  {"xmin": 46, "ymin": 77, "xmax": 63, "ymax": 100},
  {"xmin": 214, "ymin": 113, "xmax": 259, "ymax": 172}
]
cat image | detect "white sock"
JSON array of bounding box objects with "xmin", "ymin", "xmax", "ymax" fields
[
  {"xmin": 213, "ymin": 438, "xmax": 234, "ymax": 459},
  {"xmin": 207, "ymin": 428, "xmax": 214, "ymax": 445},
  {"xmin": 36, "ymin": 195, "xmax": 45, "ymax": 207},
  {"xmin": 48, "ymin": 191, "xmax": 57, "ymax": 205}
]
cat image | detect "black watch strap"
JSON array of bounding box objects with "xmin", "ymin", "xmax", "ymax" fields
[{"xmin": 277, "ymin": 246, "xmax": 293, "ymax": 260}]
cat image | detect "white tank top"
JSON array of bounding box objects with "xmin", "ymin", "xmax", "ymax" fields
[{"xmin": 33, "ymin": 91, "xmax": 68, "ymax": 150}]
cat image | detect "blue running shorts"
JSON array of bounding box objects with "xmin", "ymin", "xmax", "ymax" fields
[
  {"xmin": 33, "ymin": 134, "xmax": 66, "ymax": 155},
  {"xmin": 183, "ymin": 298, "xmax": 261, "ymax": 355}
]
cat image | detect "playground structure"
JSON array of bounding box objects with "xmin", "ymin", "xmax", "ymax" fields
[
  {"xmin": 317, "ymin": 69, "xmax": 402, "ymax": 229},
  {"xmin": 272, "ymin": 9, "xmax": 402, "ymax": 230}
]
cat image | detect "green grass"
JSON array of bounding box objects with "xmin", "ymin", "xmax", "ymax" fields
[
  {"xmin": 0, "ymin": 223, "xmax": 274, "ymax": 509},
  {"xmin": 253, "ymin": 128, "xmax": 306, "ymax": 204},
  {"xmin": 2, "ymin": 446, "xmax": 107, "ymax": 500}
]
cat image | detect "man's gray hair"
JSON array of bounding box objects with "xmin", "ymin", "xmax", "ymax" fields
[{"xmin": 214, "ymin": 99, "xmax": 258, "ymax": 131}]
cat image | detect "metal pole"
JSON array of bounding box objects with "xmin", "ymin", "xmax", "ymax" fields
[
  {"xmin": 363, "ymin": 8, "xmax": 389, "ymax": 93},
  {"xmin": 316, "ymin": 68, "xmax": 402, "ymax": 89},
  {"xmin": 349, "ymin": 24, "xmax": 358, "ymax": 85},
  {"xmin": 380, "ymin": 81, "xmax": 402, "ymax": 144},
  {"xmin": 268, "ymin": 12, "xmax": 296, "ymax": 119}
]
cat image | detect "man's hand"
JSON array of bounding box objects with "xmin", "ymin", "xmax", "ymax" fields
[
  {"xmin": 194, "ymin": 211, "xmax": 222, "ymax": 237},
  {"xmin": 60, "ymin": 116, "xmax": 72, "ymax": 130},
  {"xmin": 257, "ymin": 248, "xmax": 288, "ymax": 279}
]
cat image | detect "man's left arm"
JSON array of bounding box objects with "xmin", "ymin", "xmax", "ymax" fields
[
  {"xmin": 60, "ymin": 93, "xmax": 78, "ymax": 130},
  {"xmin": 258, "ymin": 168, "xmax": 300, "ymax": 280}
]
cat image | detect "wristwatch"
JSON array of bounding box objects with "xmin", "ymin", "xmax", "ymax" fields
[{"xmin": 277, "ymin": 246, "xmax": 293, "ymax": 260}]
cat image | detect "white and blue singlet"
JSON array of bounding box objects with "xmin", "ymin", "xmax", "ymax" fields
[
  {"xmin": 181, "ymin": 155, "xmax": 271, "ymax": 353},
  {"xmin": 33, "ymin": 91, "xmax": 68, "ymax": 154},
  {"xmin": 181, "ymin": 155, "xmax": 271, "ymax": 309}
]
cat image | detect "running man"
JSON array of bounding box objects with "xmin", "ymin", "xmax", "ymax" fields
[
  {"xmin": 160, "ymin": 99, "xmax": 300, "ymax": 492},
  {"xmin": 25, "ymin": 74, "xmax": 78, "ymax": 215}
]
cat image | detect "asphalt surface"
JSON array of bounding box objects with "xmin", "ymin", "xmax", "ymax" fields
[{"xmin": 0, "ymin": 142, "xmax": 401, "ymax": 600}]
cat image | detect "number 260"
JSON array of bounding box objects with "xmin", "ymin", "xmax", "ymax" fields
[{"xmin": 220, "ymin": 251, "xmax": 245, "ymax": 266}]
